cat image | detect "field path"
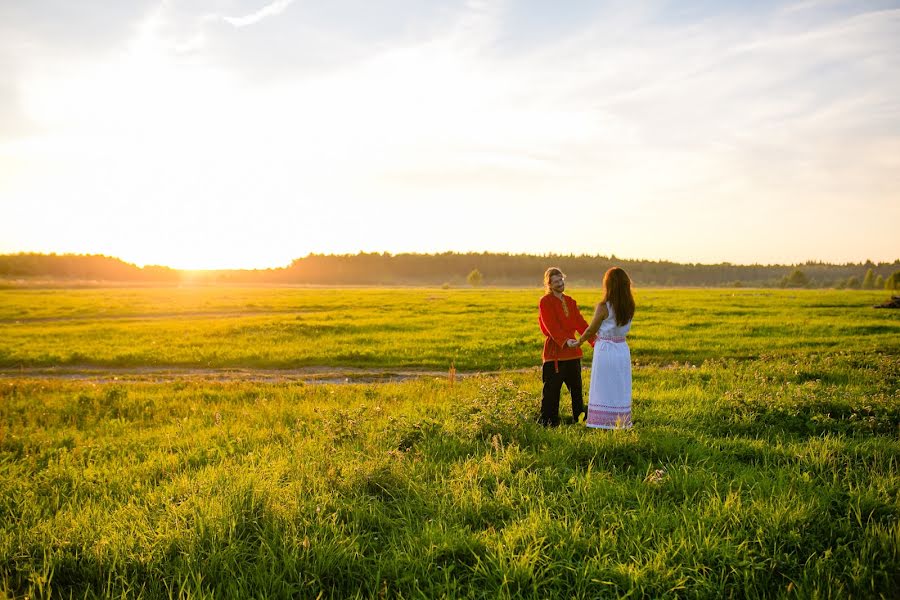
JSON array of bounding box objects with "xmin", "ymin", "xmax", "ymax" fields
[
  {"xmin": 0, "ymin": 365, "xmax": 534, "ymax": 384},
  {"xmin": 0, "ymin": 309, "xmax": 305, "ymax": 324}
]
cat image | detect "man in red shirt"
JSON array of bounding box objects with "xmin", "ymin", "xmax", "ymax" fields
[{"xmin": 538, "ymin": 267, "xmax": 592, "ymax": 426}]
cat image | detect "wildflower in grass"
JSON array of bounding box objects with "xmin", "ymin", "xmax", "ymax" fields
[{"xmin": 645, "ymin": 467, "xmax": 667, "ymax": 484}]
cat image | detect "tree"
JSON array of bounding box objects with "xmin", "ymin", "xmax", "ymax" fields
[
  {"xmin": 886, "ymin": 271, "xmax": 900, "ymax": 291},
  {"xmin": 846, "ymin": 276, "xmax": 860, "ymax": 289},
  {"xmin": 467, "ymin": 269, "xmax": 483, "ymax": 287},
  {"xmin": 782, "ymin": 269, "xmax": 809, "ymax": 288},
  {"xmin": 862, "ymin": 268, "xmax": 876, "ymax": 289},
  {"xmin": 875, "ymin": 275, "xmax": 885, "ymax": 289}
]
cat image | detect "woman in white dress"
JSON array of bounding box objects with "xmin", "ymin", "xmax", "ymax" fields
[{"xmin": 574, "ymin": 267, "xmax": 635, "ymax": 429}]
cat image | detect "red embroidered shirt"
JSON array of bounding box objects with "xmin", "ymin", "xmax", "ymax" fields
[{"xmin": 538, "ymin": 293, "xmax": 592, "ymax": 364}]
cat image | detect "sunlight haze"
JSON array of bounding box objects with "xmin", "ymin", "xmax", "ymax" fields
[{"xmin": 1, "ymin": 0, "xmax": 898, "ymax": 269}]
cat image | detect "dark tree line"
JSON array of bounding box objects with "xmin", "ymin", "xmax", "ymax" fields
[
  {"xmin": 1, "ymin": 252, "xmax": 898, "ymax": 288},
  {"xmin": 0, "ymin": 253, "xmax": 178, "ymax": 282}
]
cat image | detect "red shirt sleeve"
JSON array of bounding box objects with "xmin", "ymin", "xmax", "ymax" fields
[
  {"xmin": 539, "ymin": 296, "xmax": 570, "ymax": 348},
  {"xmin": 571, "ymin": 299, "xmax": 596, "ymax": 347}
]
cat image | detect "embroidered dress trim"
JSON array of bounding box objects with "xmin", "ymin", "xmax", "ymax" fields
[
  {"xmin": 586, "ymin": 409, "xmax": 632, "ymax": 429},
  {"xmin": 597, "ymin": 336, "xmax": 626, "ymax": 343}
]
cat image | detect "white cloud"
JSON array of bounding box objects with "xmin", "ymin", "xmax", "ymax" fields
[{"xmin": 221, "ymin": 0, "xmax": 297, "ymax": 28}]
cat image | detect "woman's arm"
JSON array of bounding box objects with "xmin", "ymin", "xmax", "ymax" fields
[{"xmin": 576, "ymin": 302, "xmax": 607, "ymax": 345}]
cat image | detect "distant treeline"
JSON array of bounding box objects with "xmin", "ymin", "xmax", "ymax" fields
[
  {"xmin": 0, "ymin": 253, "xmax": 179, "ymax": 282},
  {"xmin": 2, "ymin": 252, "xmax": 898, "ymax": 288}
]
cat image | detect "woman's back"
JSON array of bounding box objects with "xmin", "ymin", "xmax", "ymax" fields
[{"xmin": 599, "ymin": 302, "xmax": 631, "ymax": 339}]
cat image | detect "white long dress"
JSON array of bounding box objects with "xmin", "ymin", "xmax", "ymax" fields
[{"xmin": 586, "ymin": 302, "xmax": 632, "ymax": 429}]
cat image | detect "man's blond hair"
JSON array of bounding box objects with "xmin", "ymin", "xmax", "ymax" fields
[{"xmin": 544, "ymin": 267, "xmax": 565, "ymax": 294}]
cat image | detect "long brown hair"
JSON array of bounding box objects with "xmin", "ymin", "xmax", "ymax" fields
[
  {"xmin": 543, "ymin": 267, "xmax": 564, "ymax": 294},
  {"xmin": 601, "ymin": 267, "xmax": 635, "ymax": 326}
]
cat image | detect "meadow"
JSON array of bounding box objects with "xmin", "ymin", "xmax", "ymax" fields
[
  {"xmin": 0, "ymin": 287, "xmax": 897, "ymax": 371},
  {"xmin": 0, "ymin": 287, "xmax": 898, "ymax": 598}
]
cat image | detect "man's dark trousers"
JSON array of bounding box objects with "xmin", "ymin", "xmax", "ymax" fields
[{"xmin": 541, "ymin": 358, "xmax": 584, "ymax": 426}]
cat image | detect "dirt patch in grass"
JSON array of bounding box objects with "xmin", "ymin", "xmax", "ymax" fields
[{"xmin": 0, "ymin": 365, "xmax": 534, "ymax": 384}]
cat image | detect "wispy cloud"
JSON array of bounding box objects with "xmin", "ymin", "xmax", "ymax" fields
[{"xmin": 222, "ymin": 0, "xmax": 296, "ymax": 28}]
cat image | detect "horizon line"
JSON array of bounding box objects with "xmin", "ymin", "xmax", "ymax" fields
[{"xmin": 2, "ymin": 250, "xmax": 898, "ymax": 272}]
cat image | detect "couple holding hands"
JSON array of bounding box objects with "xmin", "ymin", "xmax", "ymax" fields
[{"xmin": 538, "ymin": 266, "xmax": 635, "ymax": 428}]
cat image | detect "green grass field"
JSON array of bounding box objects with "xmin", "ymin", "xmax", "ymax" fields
[
  {"xmin": 0, "ymin": 287, "xmax": 897, "ymax": 370},
  {"xmin": 1, "ymin": 287, "xmax": 898, "ymax": 598}
]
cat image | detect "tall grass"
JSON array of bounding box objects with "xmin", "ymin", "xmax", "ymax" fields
[{"xmin": 2, "ymin": 348, "xmax": 898, "ymax": 598}]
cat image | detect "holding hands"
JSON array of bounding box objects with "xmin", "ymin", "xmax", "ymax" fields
[{"xmin": 567, "ymin": 332, "xmax": 597, "ymax": 348}]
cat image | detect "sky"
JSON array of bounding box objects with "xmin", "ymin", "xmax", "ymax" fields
[{"xmin": 1, "ymin": 0, "xmax": 898, "ymax": 270}]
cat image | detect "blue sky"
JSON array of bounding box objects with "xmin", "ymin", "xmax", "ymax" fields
[{"xmin": 1, "ymin": 0, "xmax": 898, "ymax": 269}]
